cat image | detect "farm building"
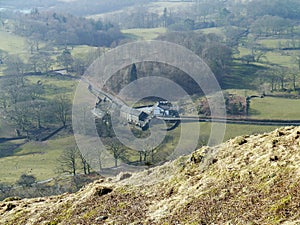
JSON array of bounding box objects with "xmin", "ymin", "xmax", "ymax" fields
[
  {"xmin": 153, "ymin": 101, "xmax": 179, "ymax": 117},
  {"xmin": 153, "ymin": 101, "xmax": 171, "ymax": 116},
  {"xmin": 120, "ymin": 105, "xmax": 150, "ymax": 130}
]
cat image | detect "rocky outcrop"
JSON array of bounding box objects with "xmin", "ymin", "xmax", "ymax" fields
[{"xmin": 2, "ymin": 126, "xmax": 300, "ymax": 224}]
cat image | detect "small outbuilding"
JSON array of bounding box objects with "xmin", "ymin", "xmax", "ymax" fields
[{"xmin": 153, "ymin": 101, "xmax": 172, "ymax": 116}]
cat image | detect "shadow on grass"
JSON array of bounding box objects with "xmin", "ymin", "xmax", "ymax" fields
[
  {"xmin": 248, "ymin": 108, "xmax": 262, "ymax": 117},
  {"xmin": 0, "ymin": 140, "xmax": 27, "ymax": 158},
  {"xmin": 222, "ymin": 62, "xmax": 267, "ymax": 90}
]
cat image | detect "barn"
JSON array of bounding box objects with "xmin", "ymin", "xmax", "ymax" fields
[{"xmin": 120, "ymin": 106, "xmax": 150, "ymax": 130}]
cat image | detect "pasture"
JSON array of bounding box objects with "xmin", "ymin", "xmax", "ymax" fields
[
  {"xmin": 0, "ymin": 136, "xmax": 76, "ymax": 184},
  {"xmin": 0, "ymin": 30, "xmax": 27, "ymax": 56},
  {"xmin": 122, "ymin": 27, "xmax": 167, "ymax": 40},
  {"xmin": 26, "ymin": 75, "xmax": 78, "ymax": 100},
  {"xmin": 250, "ymin": 96, "xmax": 300, "ymax": 120}
]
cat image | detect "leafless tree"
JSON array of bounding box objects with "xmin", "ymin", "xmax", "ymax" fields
[
  {"xmin": 52, "ymin": 94, "xmax": 71, "ymax": 127},
  {"xmin": 106, "ymin": 139, "xmax": 125, "ymax": 167},
  {"xmin": 78, "ymin": 151, "xmax": 91, "ymax": 175},
  {"xmin": 57, "ymin": 146, "xmax": 79, "ymax": 176}
]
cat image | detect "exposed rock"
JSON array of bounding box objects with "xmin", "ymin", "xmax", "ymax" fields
[
  {"xmin": 270, "ymin": 155, "xmax": 279, "ymax": 161},
  {"xmin": 235, "ymin": 136, "xmax": 248, "ymax": 145},
  {"xmin": 93, "ymin": 186, "xmax": 113, "ymax": 197},
  {"xmin": 5, "ymin": 203, "xmax": 16, "ymax": 211},
  {"xmin": 117, "ymin": 172, "xmax": 132, "ymax": 181},
  {"xmin": 3, "ymin": 197, "xmax": 21, "ymax": 202},
  {"xmin": 95, "ymin": 215, "xmax": 108, "ymax": 221}
]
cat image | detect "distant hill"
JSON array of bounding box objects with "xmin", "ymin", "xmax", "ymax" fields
[
  {"xmin": 1, "ymin": 0, "xmax": 155, "ymax": 16},
  {"xmin": 2, "ymin": 126, "xmax": 300, "ymax": 224}
]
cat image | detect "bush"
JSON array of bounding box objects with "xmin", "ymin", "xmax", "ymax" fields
[{"xmin": 16, "ymin": 174, "xmax": 37, "ymax": 187}]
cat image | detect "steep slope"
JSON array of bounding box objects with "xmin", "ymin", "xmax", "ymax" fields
[{"xmin": 1, "ymin": 126, "xmax": 300, "ymax": 224}]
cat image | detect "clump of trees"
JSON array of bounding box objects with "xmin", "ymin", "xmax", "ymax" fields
[
  {"xmin": 246, "ymin": 0, "xmax": 300, "ymax": 20},
  {"xmin": 198, "ymin": 93, "xmax": 247, "ymax": 116},
  {"xmin": 57, "ymin": 146, "xmax": 92, "ymax": 176},
  {"xmin": 157, "ymin": 31, "xmax": 233, "ymax": 82},
  {"xmin": 0, "ymin": 74, "xmax": 72, "ymax": 139},
  {"xmin": 13, "ymin": 10, "xmax": 124, "ymax": 47},
  {"xmin": 254, "ymin": 66, "xmax": 300, "ymax": 94},
  {"xmin": 250, "ymin": 15, "xmax": 294, "ymax": 37}
]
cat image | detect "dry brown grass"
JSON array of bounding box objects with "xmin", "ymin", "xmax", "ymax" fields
[{"xmin": 2, "ymin": 126, "xmax": 300, "ymax": 224}]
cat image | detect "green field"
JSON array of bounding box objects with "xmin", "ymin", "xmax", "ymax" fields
[
  {"xmin": 0, "ymin": 119, "xmax": 16, "ymax": 138},
  {"xmin": 250, "ymin": 96, "xmax": 300, "ymax": 120},
  {"xmin": 186, "ymin": 122, "xmax": 276, "ymax": 143},
  {"xmin": 122, "ymin": 27, "xmax": 167, "ymax": 40},
  {"xmin": 0, "ymin": 30, "xmax": 27, "ymax": 75},
  {"xmin": 223, "ymin": 90, "xmax": 300, "ymax": 120},
  {"xmin": 0, "ymin": 75, "xmax": 77, "ymax": 139},
  {"xmin": 27, "ymin": 75, "xmax": 78, "ymax": 99},
  {"xmin": 258, "ymin": 38, "xmax": 300, "ymax": 49},
  {"xmin": 0, "ymin": 136, "xmax": 76, "ymax": 184},
  {"xmin": 164, "ymin": 120, "xmax": 277, "ymax": 153},
  {"xmin": 0, "ymin": 30, "xmax": 27, "ymax": 56},
  {"xmin": 71, "ymin": 45, "xmax": 98, "ymax": 58},
  {"xmin": 264, "ymin": 51, "xmax": 295, "ymax": 67},
  {"xmin": 236, "ymin": 37, "xmax": 299, "ymax": 69},
  {"xmin": 0, "ymin": 74, "xmax": 78, "ymax": 184},
  {"xmin": 200, "ymin": 27, "xmax": 225, "ymax": 37}
]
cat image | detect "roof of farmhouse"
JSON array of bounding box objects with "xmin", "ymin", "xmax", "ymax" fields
[{"xmin": 121, "ymin": 106, "xmax": 148, "ymax": 117}]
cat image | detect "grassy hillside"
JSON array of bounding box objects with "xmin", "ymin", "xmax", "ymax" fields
[
  {"xmin": 2, "ymin": 126, "xmax": 300, "ymax": 224},
  {"xmin": 222, "ymin": 63, "xmax": 265, "ymax": 89}
]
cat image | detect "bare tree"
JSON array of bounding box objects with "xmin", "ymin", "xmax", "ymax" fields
[
  {"xmin": 97, "ymin": 148, "xmax": 107, "ymax": 171},
  {"xmin": 288, "ymin": 68, "xmax": 299, "ymax": 91},
  {"xmin": 52, "ymin": 94, "xmax": 71, "ymax": 127},
  {"xmin": 7, "ymin": 101, "xmax": 32, "ymax": 137},
  {"xmin": 26, "ymin": 38, "xmax": 40, "ymax": 55},
  {"xmin": 57, "ymin": 146, "xmax": 79, "ymax": 176},
  {"xmin": 276, "ymin": 67, "xmax": 288, "ymax": 91},
  {"xmin": 78, "ymin": 151, "xmax": 91, "ymax": 175},
  {"xmin": 4, "ymin": 55, "xmax": 28, "ymax": 76},
  {"xmin": 106, "ymin": 139, "xmax": 125, "ymax": 167}
]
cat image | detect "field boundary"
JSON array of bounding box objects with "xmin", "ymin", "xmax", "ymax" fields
[{"xmin": 160, "ymin": 116, "xmax": 300, "ymax": 126}]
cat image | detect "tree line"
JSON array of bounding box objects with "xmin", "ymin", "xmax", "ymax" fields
[{"xmin": 9, "ymin": 9, "xmax": 124, "ymax": 47}]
